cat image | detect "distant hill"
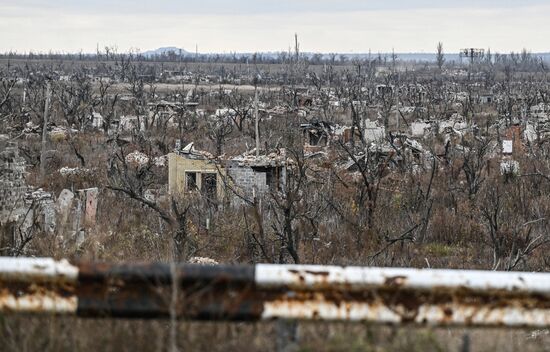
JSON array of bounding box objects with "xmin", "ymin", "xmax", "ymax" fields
[{"xmin": 141, "ymin": 47, "xmax": 189, "ymax": 58}]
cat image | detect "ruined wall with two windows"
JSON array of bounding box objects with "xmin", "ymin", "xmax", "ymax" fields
[{"xmin": 168, "ymin": 152, "xmax": 286, "ymax": 206}]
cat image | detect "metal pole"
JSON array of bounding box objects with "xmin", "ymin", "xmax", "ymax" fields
[
  {"xmin": 255, "ymin": 86, "xmax": 260, "ymax": 156},
  {"xmin": 40, "ymin": 82, "xmax": 51, "ymax": 181},
  {"xmin": 0, "ymin": 257, "xmax": 549, "ymax": 327}
]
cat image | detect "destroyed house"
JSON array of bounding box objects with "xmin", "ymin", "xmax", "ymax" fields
[
  {"xmin": 226, "ymin": 150, "xmax": 287, "ymax": 202},
  {"xmin": 478, "ymin": 93, "xmax": 494, "ymax": 105},
  {"xmin": 168, "ymin": 144, "xmax": 288, "ymax": 205},
  {"xmin": 403, "ymin": 84, "xmax": 427, "ymax": 105},
  {"xmin": 376, "ymin": 84, "xmax": 394, "ymax": 96},
  {"xmin": 148, "ymin": 100, "xmax": 198, "ymax": 128},
  {"xmin": 530, "ymin": 103, "xmax": 550, "ymax": 118},
  {"xmin": 168, "ymin": 143, "xmax": 224, "ymax": 203},
  {"xmin": 298, "ymin": 95, "xmax": 313, "ymax": 107},
  {"xmin": 149, "ymin": 100, "xmax": 184, "ymax": 117},
  {"xmin": 301, "ymin": 121, "xmax": 334, "ymax": 152}
]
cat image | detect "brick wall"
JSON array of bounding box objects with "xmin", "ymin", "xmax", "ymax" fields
[{"xmin": 226, "ymin": 161, "xmax": 276, "ymax": 204}]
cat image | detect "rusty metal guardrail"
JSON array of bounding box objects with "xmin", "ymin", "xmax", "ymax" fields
[{"xmin": 0, "ymin": 257, "xmax": 549, "ymax": 327}]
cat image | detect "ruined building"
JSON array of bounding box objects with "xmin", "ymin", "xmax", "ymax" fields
[
  {"xmin": 1, "ymin": 140, "xmax": 99, "ymax": 252},
  {"xmin": 227, "ymin": 149, "xmax": 287, "ymax": 202},
  {"xmin": 168, "ymin": 143, "xmax": 225, "ymax": 203},
  {"xmin": 0, "ymin": 141, "xmax": 27, "ymax": 224},
  {"xmin": 168, "ymin": 143, "xmax": 288, "ymax": 205}
]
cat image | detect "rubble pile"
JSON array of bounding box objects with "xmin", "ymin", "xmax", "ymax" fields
[
  {"xmin": 231, "ymin": 148, "xmax": 290, "ymax": 167},
  {"xmin": 125, "ymin": 150, "xmax": 150, "ymax": 167}
]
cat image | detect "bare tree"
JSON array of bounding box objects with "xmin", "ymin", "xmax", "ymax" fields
[
  {"xmin": 208, "ymin": 111, "xmax": 234, "ymax": 156},
  {"xmin": 436, "ymin": 42, "xmax": 445, "ymax": 70},
  {"xmin": 461, "ymin": 137, "xmax": 491, "ymax": 199},
  {"xmin": 40, "ymin": 82, "xmax": 51, "ymax": 181},
  {"xmin": 107, "ymin": 141, "xmax": 196, "ymax": 260},
  {"xmin": 48, "ymin": 70, "xmax": 94, "ymax": 131},
  {"xmin": 94, "ymin": 77, "xmax": 119, "ymax": 133},
  {"xmin": 0, "ymin": 77, "xmax": 16, "ymax": 112},
  {"xmin": 223, "ymin": 89, "xmax": 253, "ymax": 132},
  {"xmin": 377, "ymin": 76, "xmax": 397, "ymax": 133}
]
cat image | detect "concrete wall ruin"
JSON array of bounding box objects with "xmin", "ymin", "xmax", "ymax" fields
[
  {"xmin": 0, "ymin": 142, "xmax": 28, "ymax": 224},
  {"xmin": 168, "ymin": 152, "xmax": 287, "ymax": 206}
]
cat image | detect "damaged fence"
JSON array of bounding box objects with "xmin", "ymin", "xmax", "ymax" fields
[{"xmin": 0, "ymin": 257, "xmax": 549, "ymax": 327}]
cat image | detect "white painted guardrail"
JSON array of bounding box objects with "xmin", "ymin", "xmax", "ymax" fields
[{"xmin": 0, "ymin": 257, "xmax": 548, "ymax": 327}]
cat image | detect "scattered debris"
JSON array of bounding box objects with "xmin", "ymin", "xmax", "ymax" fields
[
  {"xmin": 59, "ymin": 166, "xmax": 92, "ymax": 177},
  {"xmin": 125, "ymin": 151, "xmax": 150, "ymax": 167},
  {"xmin": 188, "ymin": 257, "xmax": 219, "ymax": 265}
]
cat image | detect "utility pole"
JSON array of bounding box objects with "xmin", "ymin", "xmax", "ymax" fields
[
  {"xmin": 40, "ymin": 81, "xmax": 51, "ymax": 182},
  {"xmin": 294, "ymin": 33, "xmax": 299, "ymax": 62},
  {"xmin": 254, "ymin": 86, "xmax": 260, "ymax": 157},
  {"xmin": 396, "ymin": 86, "xmax": 400, "ymax": 131}
]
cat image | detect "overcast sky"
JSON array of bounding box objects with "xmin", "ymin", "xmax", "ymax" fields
[{"xmin": 1, "ymin": 0, "xmax": 549, "ymax": 54}]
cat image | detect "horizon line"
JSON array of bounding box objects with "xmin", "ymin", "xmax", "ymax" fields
[{"xmin": 1, "ymin": 49, "xmax": 548, "ymax": 56}]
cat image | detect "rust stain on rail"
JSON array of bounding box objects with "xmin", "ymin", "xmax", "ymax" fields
[
  {"xmin": 260, "ymin": 286, "xmax": 550, "ymax": 326},
  {"xmin": 72, "ymin": 269, "xmax": 550, "ymax": 326},
  {"xmin": 0, "ymin": 279, "xmax": 77, "ymax": 313},
  {"xmin": 0, "ymin": 261, "xmax": 549, "ymax": 327}
]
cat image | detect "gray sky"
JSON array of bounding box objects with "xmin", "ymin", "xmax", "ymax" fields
[{"xmin": 1, "ymin": 0, "xmax": 549, "ymax": 54}]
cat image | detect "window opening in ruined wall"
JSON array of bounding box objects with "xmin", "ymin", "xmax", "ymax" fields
[
  {"xmin": 185, "ymin": 172, "xmax": 197, "ymax": 191},
  {"xmin": 201, "ymin": 173, "xmax": 217, "ymax": 200}
]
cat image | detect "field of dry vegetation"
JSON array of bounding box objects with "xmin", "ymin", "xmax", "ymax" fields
[{"xmin": 1, "ymin": 52, "xmax": 550, "ymax": 350}]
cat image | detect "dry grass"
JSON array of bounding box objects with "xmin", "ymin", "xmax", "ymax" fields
[{"xmin": 0, "ymin": 317, "xmax": 548, "ymax": 352}]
